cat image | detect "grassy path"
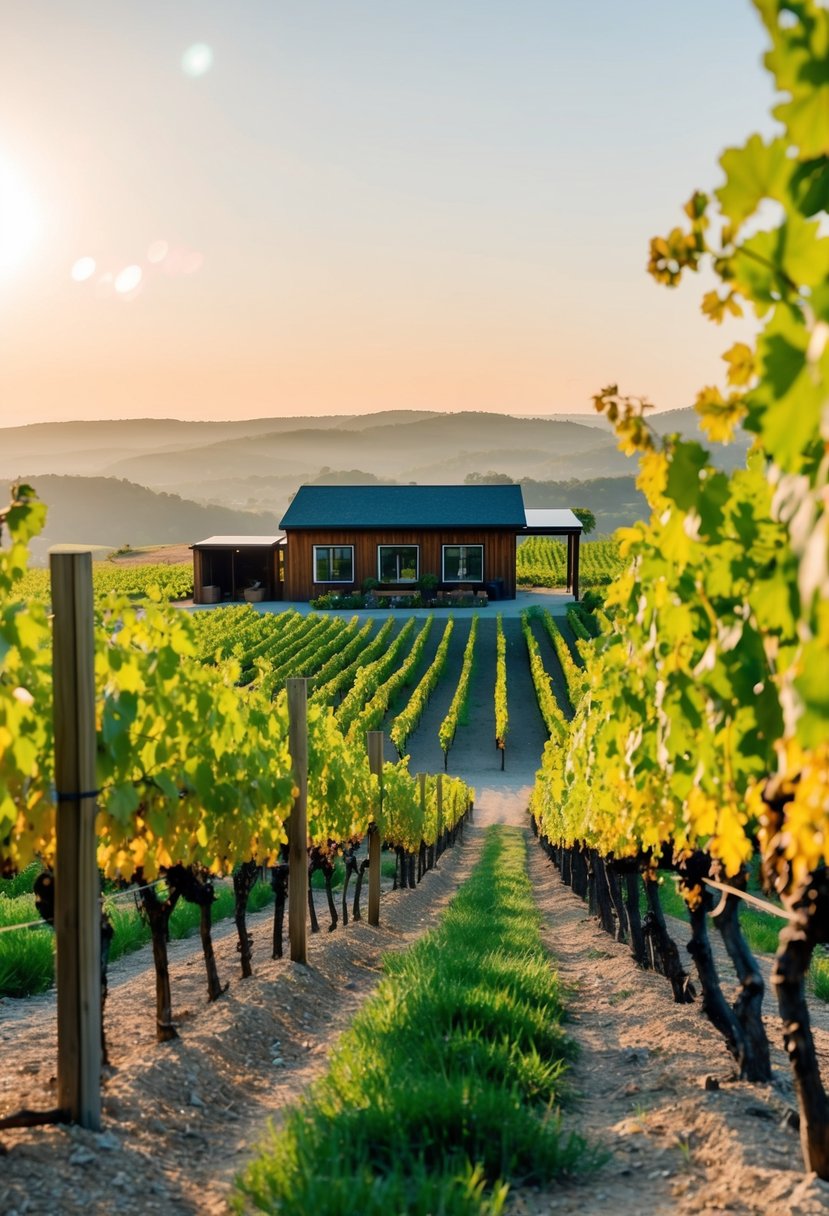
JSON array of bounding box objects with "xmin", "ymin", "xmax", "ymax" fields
[{"xmin": 236, "ymin": 826, "xmax": 588, "ymax": 1215}]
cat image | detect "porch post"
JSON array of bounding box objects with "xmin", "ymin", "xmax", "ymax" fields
[{"xmin": 572, "ymin": 530, "xmax": 580, "ymax": 601}]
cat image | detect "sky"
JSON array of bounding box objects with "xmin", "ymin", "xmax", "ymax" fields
[{"xmin": 0, "ymin": 1, "xmax": 776, "ymax": 427}]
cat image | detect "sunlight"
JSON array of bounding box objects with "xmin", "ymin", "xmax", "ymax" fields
[
  {"xmin": 0, "ymin": 154, "xmax": 38, "ymax": 275},
  {"xmin": 181, "ymin": 42, "xmax": 213, "ymax": 78}
]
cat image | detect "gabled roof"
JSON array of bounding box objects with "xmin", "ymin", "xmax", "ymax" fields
[{"xmin": 280, "ymin": 484, "xmax": 526, "ymax": 530}]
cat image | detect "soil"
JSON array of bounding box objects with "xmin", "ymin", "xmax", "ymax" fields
[
  {"xmin": 0, "ymin": 829, "xmax": 487, "ymax": 1215},
  {"xmin": 3, "ymin": 627, "xmax": 829, "ymax": 1215},
  {"xmin": 108, "ymin": 545, "xmax": 193, "ymax": 566},
  {"xmin": 512, "ymin": 849, "xmax": 829, "ymax": 1216}
]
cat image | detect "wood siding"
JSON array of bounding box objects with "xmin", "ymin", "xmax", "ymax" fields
[{"xmin": 283, "ymin": 528, "xmax": 517, "ymax": 601}]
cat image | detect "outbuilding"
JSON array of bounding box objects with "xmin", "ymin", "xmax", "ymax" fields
[{"xmin": 190, "ymin": 535, "xmax": 284, "ymax": 604}]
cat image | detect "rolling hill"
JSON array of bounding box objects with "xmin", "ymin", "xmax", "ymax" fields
[{"xmin": 1, "ymin": 407, "xmax": 752, "ymax": 551}]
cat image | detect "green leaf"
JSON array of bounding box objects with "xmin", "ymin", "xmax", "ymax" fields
[
  {"xmin": 716, "ymin": 135, "xmax": 791, "ymax": 227},
  {"xmin": 665, "ymin": 441, "xmax": 709, "ymax": 512}
]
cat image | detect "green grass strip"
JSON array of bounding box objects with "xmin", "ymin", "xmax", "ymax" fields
[
  {"xmin": 236, "ymin": 826, "xmax": 591, "ymax": 1216},
  {"xmin": 0, "ymin": 876, "xmax": 276, "ymax": 998}
]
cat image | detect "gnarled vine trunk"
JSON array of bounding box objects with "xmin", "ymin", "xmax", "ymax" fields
[
  {"xmin": 233, "ymin": 860, "xmax": 259, "ymax": 979},
  {"xmin": 772, "ymin": 870, "xmax": 829, "ymax": 1177}
]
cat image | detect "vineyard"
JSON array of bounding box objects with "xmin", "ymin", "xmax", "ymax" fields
[
  {"xmin": 2, "ymin": 3, "xmax": 828, "ymax": 1213},
  {"xmin": 516, "ymin": 538, "xmax": 622, "ymax": 589},
  {"xmin": 15, "ymin": 561, "xmax": 194, "ymax": 603}
]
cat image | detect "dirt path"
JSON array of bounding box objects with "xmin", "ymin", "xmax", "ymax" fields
[
  {"xmin": 512, "ymin": 844, "xmax": 829, "ymax": 1216},
  {"xmin": 0, "ymin": 831, "xmax": 484, "ymax": 1216}
]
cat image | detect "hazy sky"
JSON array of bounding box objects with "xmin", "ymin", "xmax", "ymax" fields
[{"xmin": 0, "ymin": 1, "xmax": 773, "ymax": 426}]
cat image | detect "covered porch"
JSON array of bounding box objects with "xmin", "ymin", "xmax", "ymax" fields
[
  {"xmin": 191, "ymin": 535, "xmax": 285, "ymax": 604},
  {"xmin": 520, "ymin": 508, "xmax": 583, "ymax": 600}
]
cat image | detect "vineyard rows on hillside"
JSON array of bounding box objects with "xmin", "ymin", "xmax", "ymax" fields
[{"xmin": 516, "ymin": 537, "xmax": 622, "ymax": 589}]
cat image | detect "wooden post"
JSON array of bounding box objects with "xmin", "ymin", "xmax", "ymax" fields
[
  {"xmin": 367, "ymin": 731, "xmax": 384, "ymax": 927},
  {"xmin": 435, "ymin": 773, "xmax": 444, "ymax": 865},
  {"xmin": 287, "ymin": 678, "xmax": 308, "ymax": 964},
  {"xmin": 572, "ymin": 530, "xmax": 581, "ymax": 602},
  {"xmin": 50, "ymin": 548, "xmax": 101, "ymax": 1131},
  {"xmin": 566, "ymin": 533, "xmax": 573, "ymax": 593}
]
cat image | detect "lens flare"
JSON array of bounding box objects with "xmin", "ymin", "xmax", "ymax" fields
[
  {"xmin": 70, "ymin": 256, "xmax": 96, "ymax": 282},
  {"xmin": 181, "ymin": 43, "xmax": 213, "ymax": 78},
  {"xmin": 147, "ymin": 239, "xmax": 168, "ymax": 264},
  {"xmin": 114, "ymin": 264, "xmax": 142, "ymax": 295}
]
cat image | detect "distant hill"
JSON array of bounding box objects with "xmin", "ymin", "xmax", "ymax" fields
[
  {"xmin": 20, "ymin": 475, "xmax": 280, "ymax": 564},
  {"xmin": 1, "ymin": 408, "xmax": 752, "ymax": 548}
]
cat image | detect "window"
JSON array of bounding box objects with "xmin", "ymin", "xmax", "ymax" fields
[
  {"xmin": 313, "ymin": 544, "xmax": 354, "ymax": 583},
  {"xmin": 378, "ymin": 545, "xmax": 419, "ymax": 584},
  {"xmin": 442, "ymin": 544, "xmax": 483, "ymax": 583}
]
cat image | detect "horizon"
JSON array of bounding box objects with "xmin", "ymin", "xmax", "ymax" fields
[
  {"xmin": 0, "ymin": 401, "xmax": 685, "ymax": 432},
  {"xmin": 1, "ymin": 2, "xmax": 771, "ymax": 428}
]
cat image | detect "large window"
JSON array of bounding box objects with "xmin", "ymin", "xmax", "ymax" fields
[
  {"xmin": 378, "ymin": 545, "xmax": 419, "ymax": 584},
  {"xmin": 442, "ymin": 544, "xmax": 483, "ymax": 583},
  {"xmin": 313, "ymin": 545, "xmax": 354, "ymax": 583}
]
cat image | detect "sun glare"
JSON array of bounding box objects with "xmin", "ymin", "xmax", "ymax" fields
[{"xmin": 0, "ymin": 155, "xmax": 38, "ymax": 275}]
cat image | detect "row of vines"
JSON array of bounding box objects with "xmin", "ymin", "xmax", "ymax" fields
[
  {"xmin": 516, "ymin": 537, "xmax": 622, "ymax": 589},
  {"xmin": 529, "ymin": 0, "xmax": 829, "ymax": 1178},
  {"xmin": 0, "ymin": 490, "xmax": 474, "ymax": 1082}
]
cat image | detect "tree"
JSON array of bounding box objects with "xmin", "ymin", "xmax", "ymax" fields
[
  {"xmin": 463, "ymin": 471, "xmax": 513, "ymax": 485},
  {"xmin": 572, "ymin": 508, "xmax": 596, "ymax": 534}
]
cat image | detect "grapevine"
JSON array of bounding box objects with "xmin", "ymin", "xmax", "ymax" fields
[
  {"xmin": 389, "ymin": 618, "xmax": 454, "ymax": 757},
  {"xmin": 494, "ymin": 614, "xmax": 508, "ymax": 767},
  {"xmin": 344, "ymin": 617, "xmax": 433, "ymax": 743},
  {"xmin": 313, "ymin": 617, "xmax": 395, "ymax": 704},
  {"xmin": 520, "ymin": 614, "xmax": 567, "ymax": 742},
  {"xmin": 529, "ymin": 0, "xmax": 829, "ymax": 1166},
  {"xmin": 516, "ymin": 538, "xmax": 622, "ymax": 589},
  {"xmin": 335, "ymin": 619, "xmax": 417, "ymax": 736},
  {"xmin": 438, "ymin": 616, "xmax": 478, "ymax": 767}
]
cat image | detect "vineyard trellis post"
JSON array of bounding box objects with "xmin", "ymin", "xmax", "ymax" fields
[
  {"xmin": 287, "ymin": 678, "xmax": 308, "ymax": 964},
  {"xmin": 50, "ymin": 548, "xmax": 102, "ymax": 1131},
  {"xmin": 367, "ymin": 731, "xmax": 383, "ymax": 926}
]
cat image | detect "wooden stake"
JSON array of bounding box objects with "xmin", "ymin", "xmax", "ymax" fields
[
  {"xmin": 367, "ymin": 731, "xmax": 384, "ymax": 927},
  {"xmin": 50, "ymin": 548, "xmax": 101, "ymax": 1130},
  {"xmin": 287, "ymin": 678, "xmax": 308, "ymax": 964}
]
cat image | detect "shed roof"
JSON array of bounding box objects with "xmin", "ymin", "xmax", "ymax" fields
[
  {"xmin": 191, "ymin": 535, "xmax": 284, "ymax": 549},
  {"xmin": 523, "ymin": 509, "xmax": 583, "ymax": 533},
  {"xmin": 280, "ymin": 484, "xmax": 527, "ymax": 529}
]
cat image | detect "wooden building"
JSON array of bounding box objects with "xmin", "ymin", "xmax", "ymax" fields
[
  {"xmin": 190, "ymin": 535, "xmax": 284, "ymax": 604},
  {"xmin": 279, "ymin": 484, "xmax": 581, "ymax": 601}
]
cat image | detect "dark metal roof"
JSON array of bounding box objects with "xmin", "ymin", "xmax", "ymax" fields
[{"xmin": 280, "ymin": 484, "xmax": 527, "ymax": 530}]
